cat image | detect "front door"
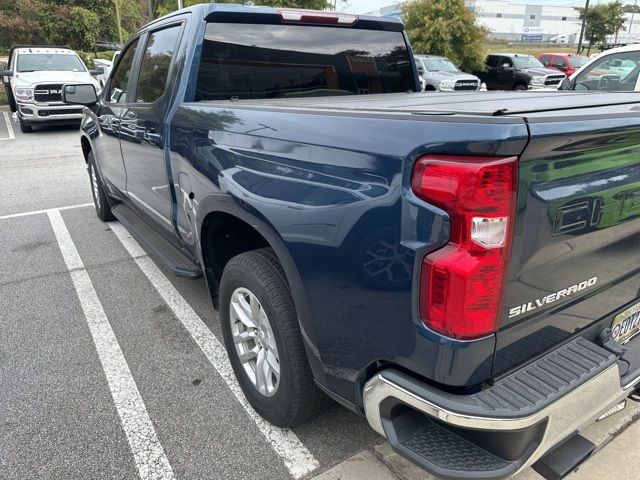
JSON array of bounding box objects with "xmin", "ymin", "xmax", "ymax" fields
[
  {"xmin": 96, "ymin": 38, "xmax": 140, "ymax": 195},
  {"xmin": 119, "ymin": 24, "xmax": 183, "ymax": 240}
]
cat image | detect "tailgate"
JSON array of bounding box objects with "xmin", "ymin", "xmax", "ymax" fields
[{"xmin": 496, "ymin": 105, "xmax": 640, "ymax": 374}]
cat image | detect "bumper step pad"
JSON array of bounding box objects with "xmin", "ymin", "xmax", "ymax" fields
[
  {"xmin": 373, "ymin": 337, "xmax": 619, "ymax": 479},
  {"xmin": 403, "ymin": 417, "xmax": 511, "ymax": 473}
]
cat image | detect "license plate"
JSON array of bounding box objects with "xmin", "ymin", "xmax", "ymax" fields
[{"xmin": 611, "ymin": 301, "xmax": 640, "ymax": 345}]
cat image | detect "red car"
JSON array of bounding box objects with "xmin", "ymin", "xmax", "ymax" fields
[{"xmin": 537, "ymin": 53, "xmax": 590, "ymax": 77}]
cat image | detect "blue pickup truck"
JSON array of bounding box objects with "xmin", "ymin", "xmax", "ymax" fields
[{"xmin": 62, "ymin": 4, "xmax": 640, "ymax": 479}]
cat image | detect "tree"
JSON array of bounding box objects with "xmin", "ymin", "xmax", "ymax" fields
[
  {"xmin": 577, "ymin": 1, "xmax": 626, "ymax": 50},
  {"xmin": 0, "ymin": 0, "xmax": 144, "ymax": 49},
  {"xmin": 154, "ymin": 0, "xmax": 333, "ymax": 18},
  {"xmin": 0, "ymin": 0, "xmax": 46, "ymax": 46},
  {"xmin": 401, "ymin": 0, "xmax": 488, "ymax": 72}
]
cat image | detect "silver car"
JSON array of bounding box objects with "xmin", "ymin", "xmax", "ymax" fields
[{"xmin": 414, "ymin": 54, "xmax": 486, "ymax": 92}]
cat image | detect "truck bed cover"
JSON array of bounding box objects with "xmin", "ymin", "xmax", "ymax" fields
[{"xmin": 202, "ymin": 91, "xmax": 640, "ymax": 118}]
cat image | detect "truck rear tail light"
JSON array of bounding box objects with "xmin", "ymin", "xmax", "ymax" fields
[
  {"xmin": 412, "ymin": 155, "xmax": 518, "ymax": 339},
  {"xmin": 278, "ymin": 9, "xmax": 358, "ymax": 25}
]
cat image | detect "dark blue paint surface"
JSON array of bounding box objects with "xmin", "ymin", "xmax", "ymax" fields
[
  {"xmin": 168, "ymin": 103, "xmax": 528, "ymax": 402},
  {"xmin": 79, "ymin": 2, "xmax": 640, "ymax": 409}
]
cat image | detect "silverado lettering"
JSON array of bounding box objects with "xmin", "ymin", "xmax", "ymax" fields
[{"xmin": 508, "ymin": 277, "xmax": 598, "ymax": 318}]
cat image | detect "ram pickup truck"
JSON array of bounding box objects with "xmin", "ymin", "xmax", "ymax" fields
[
  {"xmin": 0, "ymin": 46, "xmax": 103, "ymax": 133},
  {"xmin": 477, "ymin": 53, "xmax": 566, "ymax": 90},
  {"xmin": 62, "ymin": 5, "xmax": 640, "ymax": 479},
  {"xmin": 414, "ymin": 54, "xmax": 485, "ymax": 92}
]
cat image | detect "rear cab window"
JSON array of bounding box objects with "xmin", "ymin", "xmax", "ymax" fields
[{"xmin": 195, "ymin": 22, "xmax": 416, "ymax": 100}]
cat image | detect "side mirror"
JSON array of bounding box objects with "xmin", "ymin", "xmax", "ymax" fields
[
  {"xmin": 556, "ymin": 63, "xmax": 567, "ymax": 70},
  {"xmin": 558, "ymin": 77, "xmax": 572, "ymax": 91},
  {"xmin": 89, "ymin": 67, "xmax": 105, "ymax": 76},
  {"xmin": 62, "ymin": 84, "xmax": 98, "ymax": 106},
  {"xmin": 501, "ymin": 63, "xmax": 514, "ymax": 72},
  {"xmin": 1, "ymin": 69, "xmax": 13, "ymax": 78}
]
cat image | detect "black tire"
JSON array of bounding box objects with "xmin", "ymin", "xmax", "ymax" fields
[
  {"xmin": 220, "ymin": 248, "xmax": 329, "ymax": 427},
  {"xmin": 87, "ymin": 151, "xmax": 115, "ymax": 221},
  {"xmin": 6, "ymin": 88, "xmax": 17, "ymax": 112},
  {"xmin": 18, "ymin": 115, "xmax": 32, "ymax": 133},
  {"xmin": 513, "ymin": 83, "xmax": 528, "ymax": 91}
]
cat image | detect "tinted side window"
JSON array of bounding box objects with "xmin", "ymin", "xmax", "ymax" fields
[
  {"xmin": 486, "ymin": 56, "xmax": 500, "ymax": 68},
  {"xmin": 196, "ymin": 23, "xmax": 415, "ymax": 100},
  {"xmin": 539, "ymin": 55, "xmax": 551, "ymax": 66},
  {"xmin": 136, "ymin": 25, "xmax": 181, "ymax": 104},
  {"xmin": 108, "ymin": 39, "xmax": 139, "ymax": 103}
]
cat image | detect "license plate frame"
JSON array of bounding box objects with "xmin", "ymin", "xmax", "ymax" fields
[{"xmin": 611, "ymin": 300, "xmax": 640, "ymax": 345}]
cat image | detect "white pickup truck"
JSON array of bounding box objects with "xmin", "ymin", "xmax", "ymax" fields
[{"xmin": 1, "ymin": 46, "xmax": 102, "ymax": 133}]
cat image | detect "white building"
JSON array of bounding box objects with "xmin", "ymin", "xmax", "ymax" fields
[{"xmin": 363, "ymin": 0, "xmax": 640, "ymax": 43}]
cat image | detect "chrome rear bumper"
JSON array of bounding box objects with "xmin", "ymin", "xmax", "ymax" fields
[{"xmin": 363, "ymin": 337, "xmax": 638, "ymax": 478}]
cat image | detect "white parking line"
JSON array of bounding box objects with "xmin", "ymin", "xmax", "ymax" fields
[
  {"xmin": 0, "ymin": 202, "xmax": 92, "ymax": 220},
  {"xmin": 110, "ymin": 221, "xmax": 320, "ymax": 479},
  {"xmin": 0, "ymin": 111, "xmax": 14, "ymax": 140},
  {"xmin": 47, "ymin": 210, "xmax": 176, "ymax": 480}
]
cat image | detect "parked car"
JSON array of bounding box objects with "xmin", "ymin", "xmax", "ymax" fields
[
  {"xmin": 63, "ymin": 5, "xmax": 640, "ymax": 480},
  {"xmin": 0, "ymin": 45, "xmax": 103, "ymax": 133},
  {"xmin": 559, "ymin": 43, "xmax": 640, "ymax": 92},
  {"xmin": 475, "ymin": 53, "xmax": 566, "ymax": 90},
  {"xmin": 537, "ymin": 52, "xmax": 589, "ymax": 77},
  {"xmin": 414, "ymin": 54, "xmax": 485, "ymax": 91}
]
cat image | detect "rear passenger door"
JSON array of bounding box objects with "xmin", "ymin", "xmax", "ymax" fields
[{"xmin": 119, "ymin": 23, "xmax": 183, "ymax": 240}]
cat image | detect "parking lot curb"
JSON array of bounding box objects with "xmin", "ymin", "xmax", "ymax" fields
[{"xmin": 312, "ymin": 449, "xmax": 398, "ymax": 480}]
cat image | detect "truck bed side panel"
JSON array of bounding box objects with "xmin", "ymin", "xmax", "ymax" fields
[{"xmin": 169, "ymin": 104, "xmax": 528, "ymax": 402}]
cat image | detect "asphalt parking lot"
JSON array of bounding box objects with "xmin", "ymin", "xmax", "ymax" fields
[{"xmin": 1, "ymin": 110, "xmax": 639, "ymax": 480}]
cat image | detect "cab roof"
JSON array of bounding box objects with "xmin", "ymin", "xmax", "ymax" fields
[
  {"xmin": 16, "ymin": 47, "xmax": 75, "ymax": 55},
  {"xmin": 143, "ymin": 3, "xmax": 403, "ymax": 33},
  {"xmin": 538, "ymin": 52, "xmax": 586, "ymax": 57},
  {"xmin": 489, "ymin": 53, "xmax": 535, "ymax": 58}
]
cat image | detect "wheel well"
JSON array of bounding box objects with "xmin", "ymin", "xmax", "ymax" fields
[
  {"xmin": 201, "ymin": 212, "xmax": 271, "ymax": 308},
  {"xmin": 81, "ymin": 137, "xmax": 91, "ymax": 162},
  {"xmin": 513, "ymin": 81, "xmax": 528, "ymax": 89},
  {"xmin": 425, "ymin": 85, "xmax": 437, "ymax": 91}
]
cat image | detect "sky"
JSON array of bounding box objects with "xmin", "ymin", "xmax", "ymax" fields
[{"xmin": 339, "ymin": 0, "xmax": 639, "ymax": 14}]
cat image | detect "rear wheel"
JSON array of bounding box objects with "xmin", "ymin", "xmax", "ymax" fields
[
  {"xmin": 220, "ymin": 248, "xmax": 329, "ymax": 427},
  {"xmin": 88, "ymin": 151, "xmax": 115, "ymax": 221}
]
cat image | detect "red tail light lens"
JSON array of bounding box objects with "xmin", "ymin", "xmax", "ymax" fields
[{"xmin": 412, "ymin": 155, "xmax": 518, "ymax": 339}]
